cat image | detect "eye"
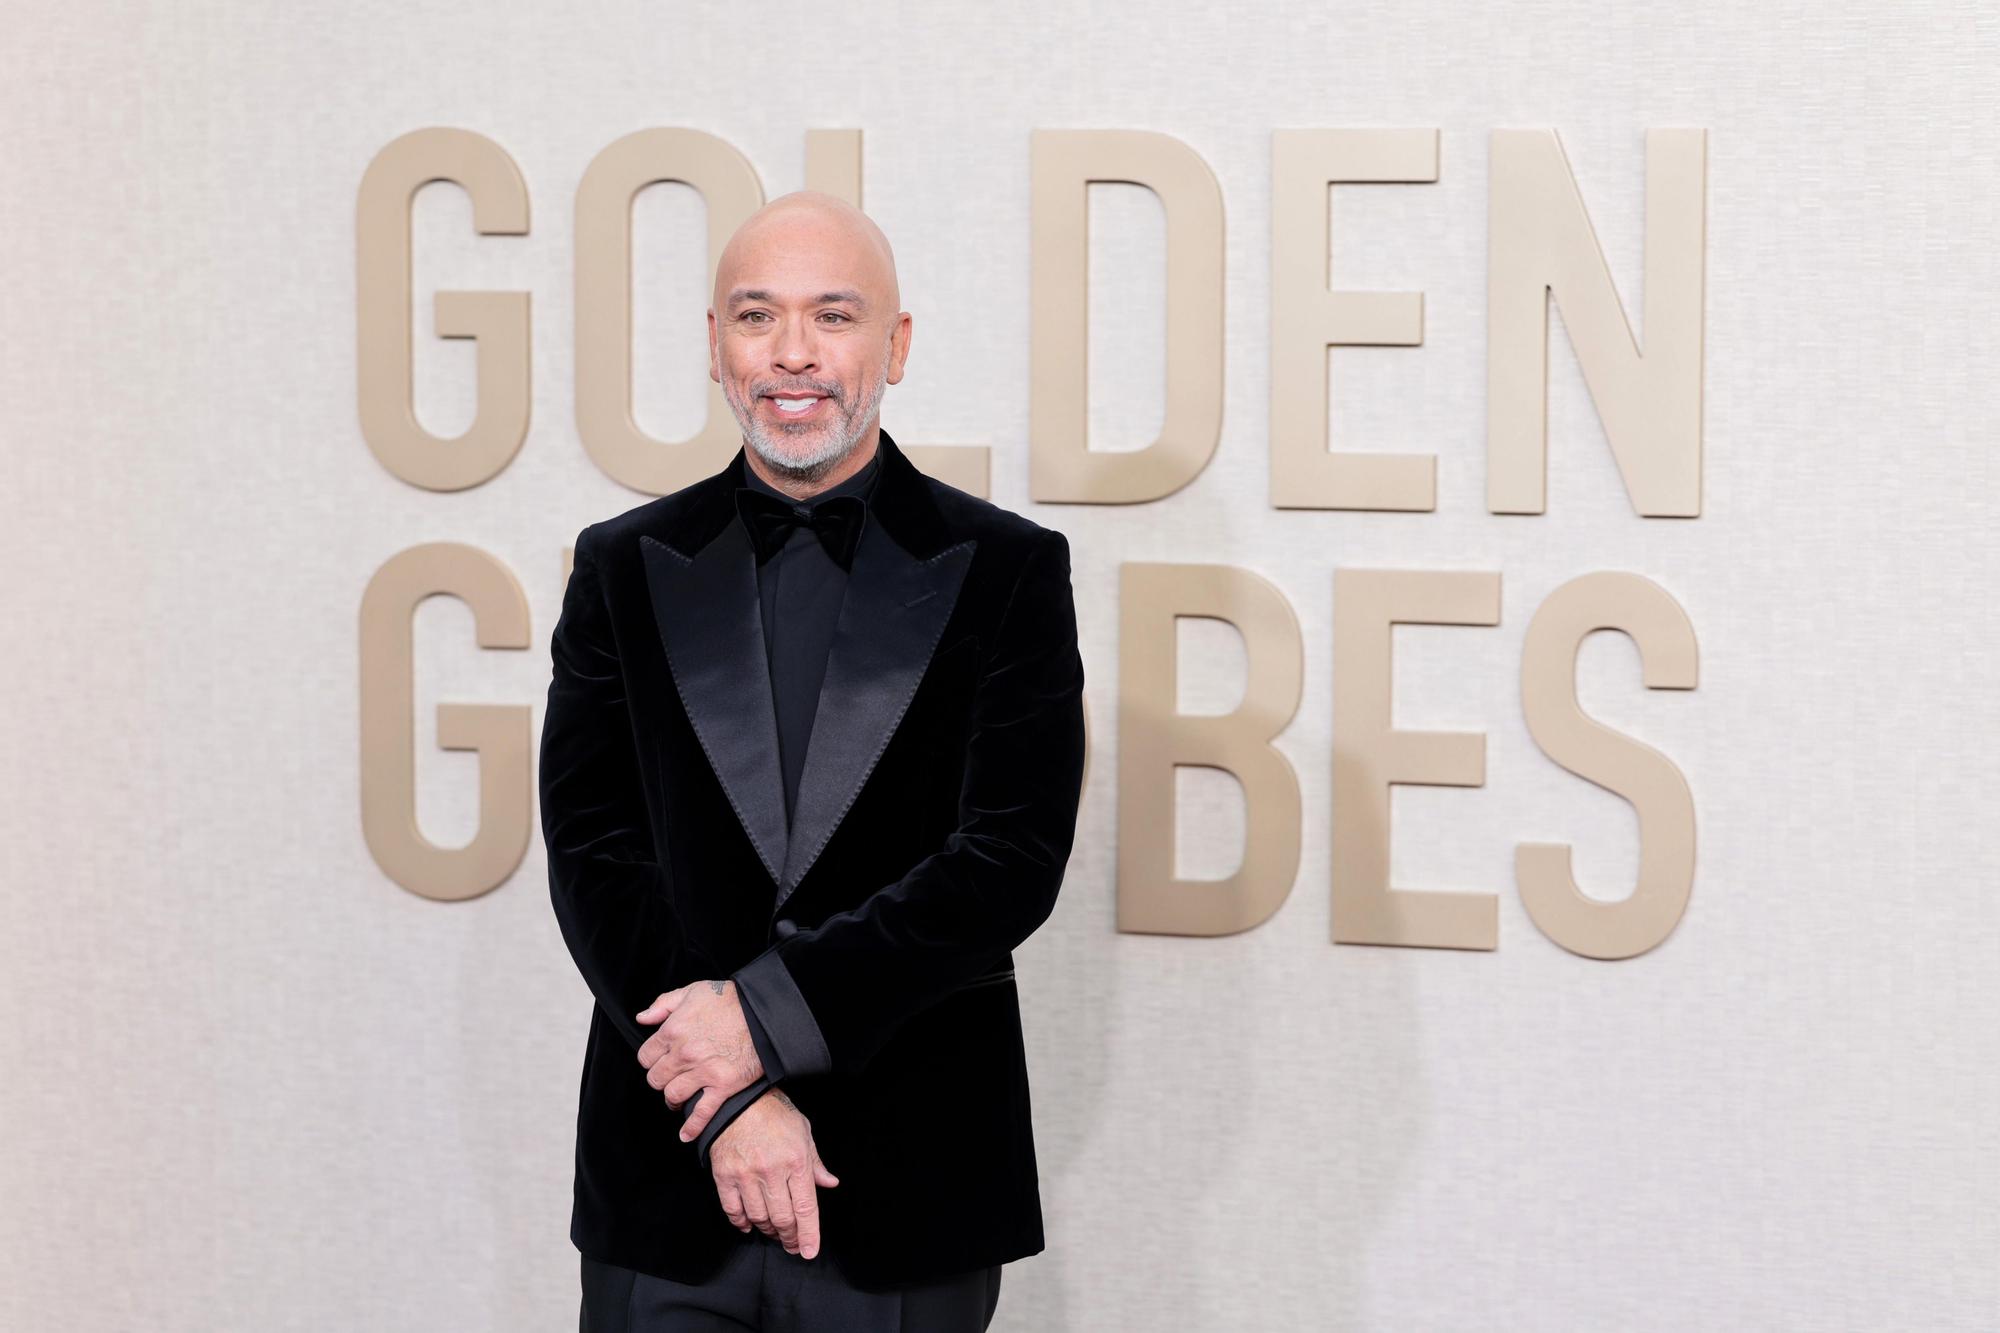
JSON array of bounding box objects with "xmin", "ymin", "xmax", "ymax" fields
[
  {"xmin": 740, "ymin": 311, "xmax": 771, "ymax": 325},
  {"xmin": 817, "ymin": 311, "xmax": 851, "ymax": 324}
]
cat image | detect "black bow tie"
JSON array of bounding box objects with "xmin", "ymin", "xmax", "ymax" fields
[{"xmin": 733, "ymin": 487, "xmax": 868, "ymax": 571}]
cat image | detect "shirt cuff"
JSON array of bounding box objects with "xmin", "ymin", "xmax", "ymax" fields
[{"xmin": 732, "ymin": 948, "xmax": 833, "ymax": 1082}]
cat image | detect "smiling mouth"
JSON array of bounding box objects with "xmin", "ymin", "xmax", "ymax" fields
[{"xmin": 765, "ymin": 393, "xmax": 830, "ymax": 418}]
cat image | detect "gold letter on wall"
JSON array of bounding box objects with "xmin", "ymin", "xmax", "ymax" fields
[
  {"xmin": 1519, "ymin": 572, "xmax": 1697, "ymax": 959},
  {"xmin": 576, "ymin": 129, "xmax": 764, "ymax": 495},
  {"xmin": 803, "ymin": 128, "xmax": 864, "ymax": 206},
  {"xmin": 360, "ymin": 543, "xmax": 532, "ymax": 901},
  {"xmin": 1270, "ymin": 129, "xmax": 1437, "ymax": 511},
  {"xmin": 1031, "ymin": 131, "xmax": 1225, "ymax": 504},
  {"xmin": 805, "ymin": 128, "xmax": 990, "ymax": 498},
  {"xmin": 357, "ymin": 128, "xmax": 530, "ymax": 491},
  {"xmin": 1332, "ymin": 570, "xmax": 1501, "ymax": 949},
  {"xmin": 1118, "ymin": 563, "xmax": 1302, "ymax": 935},
  {"xmin": 1487, "ymin": 129, "xmax": 1707, "ymax": 516}
]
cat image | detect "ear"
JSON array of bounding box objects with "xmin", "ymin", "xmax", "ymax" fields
[
  {"xmin": 707, "ymin": 309, "xmax": 721, "ymax": 383},
  {"xmin": 886, "ymin": 311, "xmax": 913, "ymax": 386}
]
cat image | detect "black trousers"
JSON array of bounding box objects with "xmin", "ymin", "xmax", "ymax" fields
[{"xmin": 579, "ymin": 1240, "xmax": 1002, "ymax": 1332}]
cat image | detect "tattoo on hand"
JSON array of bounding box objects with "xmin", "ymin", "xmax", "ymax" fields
[{"xmin": 707, "ymin": 979, "xmax": 726, "ymax": 996}]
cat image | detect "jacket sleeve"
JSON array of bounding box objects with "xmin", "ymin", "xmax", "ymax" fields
[
  {"xmin": 540, "ymin": 529, "xmax": 686, "ymax": 1057},
  {"xmin": 730, "ymin": 527, "xmax": 1086, "ymax": 1077}
]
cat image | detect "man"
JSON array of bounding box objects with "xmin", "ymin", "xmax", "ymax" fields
[{"xmin": 540, "ymin": 190, "xmax": 1086, "ymax": 1332}]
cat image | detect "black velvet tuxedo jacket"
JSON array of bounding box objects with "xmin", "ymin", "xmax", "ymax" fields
[{"xmin": 539, "ymin": 429, "xmax": 1086, "ymax": 1290}]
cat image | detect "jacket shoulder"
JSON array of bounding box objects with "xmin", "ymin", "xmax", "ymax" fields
[
  {"xmin": 569, "ymin": 476, "xmax": 720, "ymax": 571},
  {"xmin": 921, "ymin": 474, "xmax": 1067, "ymax": 563}
]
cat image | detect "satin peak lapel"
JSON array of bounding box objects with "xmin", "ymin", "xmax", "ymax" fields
[
  {"xmin": 640, "ymin": 520, "xmax": 790, "ymax": 886},
  {"xmin": 776, "ymin": 522, "xmax": 976, "ymax": 906}
]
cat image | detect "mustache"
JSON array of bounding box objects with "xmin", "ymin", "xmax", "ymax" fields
[{"xmin": 755, "ymin": 379, "xmax": 842, "ymax": 401}]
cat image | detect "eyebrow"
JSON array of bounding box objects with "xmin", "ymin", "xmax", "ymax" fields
[{"xmin": 725, "ymin": 287, "xmax": 869, "ymax": 311}]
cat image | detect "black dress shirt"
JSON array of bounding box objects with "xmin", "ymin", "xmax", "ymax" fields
[{"xmin": 736, "ymin": 446, "xmax": 883, "ymax": 824}]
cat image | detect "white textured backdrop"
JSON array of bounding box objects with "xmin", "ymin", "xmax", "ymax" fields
[{"xmin": 3, "ymin": 1, "xmax": 1996, "ymax": 1328}]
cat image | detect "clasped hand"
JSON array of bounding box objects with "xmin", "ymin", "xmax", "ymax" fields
[
  {"xmin": 636, "ymin": 980, "xmax": 840, "ymax": 1259},
  {"xmin": 635, "ymin": 979, "xmax": 762, "ymax": 1143}
]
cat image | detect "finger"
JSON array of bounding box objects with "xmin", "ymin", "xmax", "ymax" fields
[
  {"xmin": 670, "ymin": 1087, "xmax": 706, "ymax": 1123},
  {"xmin": 715, "ymin": 1176, "xmax": 750, "ymax": 1233},
  {"xmin": 811, "ymin": 1147, "xmax": 839, "ymax": 1189},
  {"xmin": 678, "ymin": 1085, "xmax": 722, "ymax": 1142},
  {"xmin": 634, "ymin": 1029, "xmax": 665, "ymax": 1068},
  {"xmin": 743, "ymin": 1177, "xmax": 774, "ymax": 1238},
  {"xmin": 647, "ymin": 1046, "xmax": 695, "ymax": 1090},
  {"xmin": 662, "ymin": 1071, "xmax": 704, "ymax": 1109},
  {"xmin": 787, "ymin": 1168, "xmax": 822, "ymax": 1260},
  {"xmin": 635, "ymin": 986, "xmax": 686, "ymax": 1025},
  {"xmin": 762, "ymin": 1173, "xmax": 799, "ymax": 1253}
]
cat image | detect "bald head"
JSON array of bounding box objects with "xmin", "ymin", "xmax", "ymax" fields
[
  {"xmin": 713, "ymin": 190, "xmax": 900, "ymax": 317},
  {"xmin": 706, "ymin": 190, "xmax": 914, "ymax": 493}
]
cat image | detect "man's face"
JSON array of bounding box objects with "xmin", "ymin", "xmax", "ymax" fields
[{"xmin": 709, "ymin": 207, "xmax": 911, "ymax": 482}]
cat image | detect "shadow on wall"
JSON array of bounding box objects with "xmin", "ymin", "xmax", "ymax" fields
[
  {"xmin": 998, "ymin": 728, "xmax": 1116, "ymax": 1333},
  {"xmin": 1303, "ymin": 744, "xmax": 1427, "ymax": 1329},
  {"xmin": 460, "ymin": 859, "xmax": 587, "ymax": 1329},
  {"xmin": 1002, "ymin": 738, "xmax": 1426, "ymax": 1330}
]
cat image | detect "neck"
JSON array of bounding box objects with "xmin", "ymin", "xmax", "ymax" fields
[{"xmin": 742, "ymin": 424, "xmax": 881, "ymax": 501}]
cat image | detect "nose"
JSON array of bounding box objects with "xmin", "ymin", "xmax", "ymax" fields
[{"xmin": 772, "ymin": 314, "xmax": 818, "ymax": 376}]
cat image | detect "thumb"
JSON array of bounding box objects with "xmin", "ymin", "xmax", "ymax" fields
[
  {"xmin": 813, "ymin": 1150, "xmax": 839, "ymax": 1189},
  {"xmin": 635, "ymin": 986, "xmax": 683, "ymax": 1024}
]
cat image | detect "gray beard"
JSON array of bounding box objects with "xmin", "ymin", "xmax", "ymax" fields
[{"xmin": 725, "ymin": 356, "xmax": 891, "ymax": 488}]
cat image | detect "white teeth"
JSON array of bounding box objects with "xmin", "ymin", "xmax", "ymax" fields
[{"xmin": 772, "ymin": 397, "xmax": 821, "ymax": 413}]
